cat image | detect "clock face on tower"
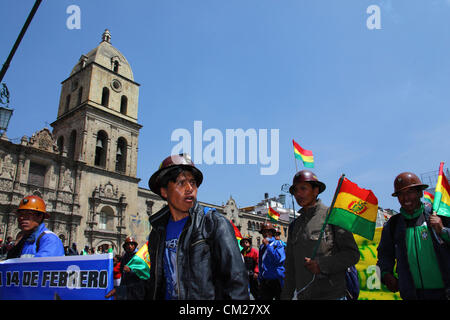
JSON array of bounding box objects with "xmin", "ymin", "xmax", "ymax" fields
[{"xmin": 111, "ymin": 79, "xmax": 122, "ymax": 92}]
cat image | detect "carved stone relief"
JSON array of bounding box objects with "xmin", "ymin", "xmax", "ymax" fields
[{"xmin": 28, "ymin": 128, "xmax": 58, "ymax": 153}]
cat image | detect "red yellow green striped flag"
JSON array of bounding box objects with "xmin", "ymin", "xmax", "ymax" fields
[
  {"xmin": 293, "ymin": 139, "xmax": 314, "ymax": 168},
  {"xmin": 268, "ymin": 206, "xmax": 280, "ymax": 222},
  {"xmin": 230, "ymin": 220, "xmax": 242, "ymax": 242},
  {"xmin": 230, "ymin": 220, "xmax": 243, "ymax": 250},
  {"xmin": 424, "ymin": 191, "xmax": 434, "ymax": 205},
  {"xmin": 432, "ymin": 162, "xmax": 450, "ymax": 217},
  {"xmin": 327, "ymin": 177, "xmax": 378, "ymax": 240},
  {"xmin": 126, "ymin": 241, "xmax": 151, "ymax": 280}
]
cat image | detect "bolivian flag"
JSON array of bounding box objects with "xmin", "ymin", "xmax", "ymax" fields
[
  {"xmin": 327, "ymin": 178, "xmax": 378, "ymax": 240},
  {"xmin": 424, "ymin": 191, "xmax": 434, "ymax": 205},
  {"xmin": 432, "ymin": 162, "xmax": 450, "ymax": 217},
  {"xmin": 126, "ymin": 242, "xmax": 151, "ymax": 280},
  {"xmin": 230, "ymin": 220, "xmax": 243, "ymax": 250},
  {"xmin": 293, "ymin": 139, "xmax": 314, "ymax": 168},
  {"xmin": 268, "ymin": 206, "xmax": 280, "ymax": 222}
]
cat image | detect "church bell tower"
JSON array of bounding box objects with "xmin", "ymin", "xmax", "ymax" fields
[{"xmin": 51, "ymin": 29, "xmax": 141, "ymax": 177}]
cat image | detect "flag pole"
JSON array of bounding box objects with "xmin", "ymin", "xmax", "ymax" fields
[
  {"xmin": 311, "ymin": 173, "xmax": 346, "ymax": 259},
  {"xmin": 292, "ymin": 140, "xmax": 299, "ymax": 172},
  {"xmin": 432, "ymin": 161, "xmax": 445, "ymax": 216},
  {"xmin": 431, "ymin": 162, "xmax": 445, "ymax": 244}
]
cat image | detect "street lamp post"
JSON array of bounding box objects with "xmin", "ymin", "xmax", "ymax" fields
[
  {"xmin": 281, "ymin": 183, "xmax": 296, "ymax": 223},
  {"xmin": 0, "ymin": 0, "xmax": 43, "ymax": 83},
  {"xmin": 0, "ymin": 84, "xmax": 13, "ymax": 134},
  {"xmin": 0, "ymin": 0, "xmax": 42, "ymax": 135}
]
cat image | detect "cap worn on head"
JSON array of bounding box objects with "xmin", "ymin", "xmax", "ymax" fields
[
  {"xmin": 274, "ymin": 226, "xmax": 281, "ymax": 236},
  {"xmin": 148, "ymin": 153, "xmax": 203, "ymax": 198},
  {"xmin": 123, "ymin": 236, "xmax": 138, "ymax": 249},
  {"xmin": 392, "ymin": 172, "xmax": 428, "ymax": 197},
  {"xmin": 239, "ymin": 236, "xmax": 252, "ymax": 247},
  {"xmin": 289, "ymin": 169, "xmax": 326, "ymax": 195},
  {"xmin": 260, "ymin": 222, "xmax": 277, "ymax": 235},
  {"xmin": 124, "ymin": 236, "xmax": 138, "ymax": 246}
]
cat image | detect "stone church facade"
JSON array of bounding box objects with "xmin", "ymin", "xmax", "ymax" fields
[
  {"xmin": 0, "ymin": 30, "xmax": 289, "ymax": 255},
  {"xmin": 0, "ymin": 30, "xmax": 167, "ymax": 253}
]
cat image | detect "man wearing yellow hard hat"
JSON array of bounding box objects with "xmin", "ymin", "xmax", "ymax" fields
[{"xmin": 7, "ymin": 195, "xmax": 64, "ymax": 259}]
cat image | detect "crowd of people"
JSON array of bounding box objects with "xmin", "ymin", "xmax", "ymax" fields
[
  {"xmin": 239, "ymin": 168, "xmax": 360, "ymax": 300},
  {"xmin": 0, "ymin": 230, "xmax": 114, "ymax": 259},
  {"xmin": 64, "ymin": 243, "xmax": 113, "ymax": 256},
  {"xmin": 1, "ymin": 153, "xmax": 449, "ymax": 300}
]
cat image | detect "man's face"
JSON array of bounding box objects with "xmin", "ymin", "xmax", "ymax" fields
[
  {"xmin": 292, "ymin": 181, "xmax": 319, "ymax": 208},
  {"xmin": 124, "ymin": 242, "xmax": 136, "ymax": 253},
  {"xmin": 242, "ymin": 240, "xmax": 250, "ymax": 249},
  {"xmin": 15, "ymin": 210, "xmax": 43, "ymax": 233},
  {"xmin": 161, "ymin": 171, "xmax": 198, "ymax": 215},
  {"xmin": 261, "ymin": 230, "xmax": 274, "ymax": 239},
  {"xmin": 397, "ymin": 187, "xmax": 422, "ymax": 214}
]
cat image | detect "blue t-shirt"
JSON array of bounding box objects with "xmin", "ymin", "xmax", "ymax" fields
[{"xmin": 164, "ymin": 216, "xmax": 188, "ymax": 300}]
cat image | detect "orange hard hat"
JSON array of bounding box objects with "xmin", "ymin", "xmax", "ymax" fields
[{"xmin": 16, "ymin": 195, "xmax": 49, "ymax": 219}]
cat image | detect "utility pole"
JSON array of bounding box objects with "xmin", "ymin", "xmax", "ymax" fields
[{"xmin": 0, "ymin": 0, "xmax": 43, "ymax": 82}]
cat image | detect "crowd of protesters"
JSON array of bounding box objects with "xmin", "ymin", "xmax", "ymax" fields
[
  {"xmin": 117, "ymin": 154, "xmax": 449, "ymax": 300},
  {"xmin": 1, "ymin": 153, "xmax": 449, "ymax": 300},
  {"xmin": 1, "ymin": 238, "xmax": 116, "ymax": 259}
]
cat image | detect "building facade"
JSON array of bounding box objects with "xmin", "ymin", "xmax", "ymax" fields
[
  {"xmin": 0, "ymin": 30, "xmax": 291, "ymax": 255},
  {"xmin": 0, "ymin": 30, "xmax": 167, "ymax": 253},
  {"xmin": 223, "ymin": 194, "xmax": 294, "ymax": 246}
]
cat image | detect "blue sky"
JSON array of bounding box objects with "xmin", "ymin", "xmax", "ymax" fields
[{"xmin": 1, "ymin": 0, "xmax": 449, "ymax": 212}]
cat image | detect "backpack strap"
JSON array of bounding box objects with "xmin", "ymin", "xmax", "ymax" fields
[
  {"xmin": 35, "ymin": 231, "xmax": 46, "ymax": 253},
  {"xmin": 203, "ymin": 206, "xmax": 215, "ymax": 215}
]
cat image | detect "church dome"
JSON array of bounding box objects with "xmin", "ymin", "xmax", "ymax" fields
[{"xmin": 70, "ymin": 29, "xmax": 134, "ymax": 81}]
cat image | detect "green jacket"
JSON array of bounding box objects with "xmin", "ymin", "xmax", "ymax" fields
[
  {"xmin": 400, "ymin": 204, "xmax": 447, "ymax": 290},
  {"xmin": 281, "ymin": 199, "xmax": 360, "ymax": 300}
]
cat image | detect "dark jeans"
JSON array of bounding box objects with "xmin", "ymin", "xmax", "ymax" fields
[
  {"xmin": 248, "ymin": 276, "xmax": 259, "ymax": 300},
  {"xmin": 258, "ymin": 279, "xmax": 282, "ymax": 300},
  {"xmin": 415, "ymin": 289, "xmax": 448, "ymax": 300}
]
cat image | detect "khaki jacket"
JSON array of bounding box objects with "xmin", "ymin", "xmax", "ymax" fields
[{"xmin": 281, "ymin": 199, "xmax": 360, "ymax": 300}]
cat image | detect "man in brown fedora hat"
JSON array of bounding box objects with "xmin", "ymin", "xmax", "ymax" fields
[
  {"xmin": 145, "ymin": 154, "xmax": 248, "ymax": 300},
  {"xmin": 281, "ymin": 170, "xmax": 359, "ymax": 300},
  {"xmin": 377, "ymin": 172, "xmax": 450, "ymax": 300},
  {"xmin": 257, "ymin": 222, "xmax": 286, "ymax": 300}
]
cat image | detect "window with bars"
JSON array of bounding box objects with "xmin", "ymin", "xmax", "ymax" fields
[{"xmin": 28, "ymin": 162, "xmax": 46, "ymax": 187}]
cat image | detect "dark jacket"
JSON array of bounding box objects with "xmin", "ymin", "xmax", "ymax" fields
[
  {"xmin": 117, "ymin": 249, "xmax": 145, "ymax": 300},
  {"xmin": 120, "ymin": 249, "xmax": 140, "ymax": 285},
  {"xmin": 377, "ymin": 205, "xmax": 450, "ymax": 300},
  {"xmin": 281, "ymin": 199, "xmax": 360, "ymax": 300},
  {"xmin": 146, "ymin": 202, "xmax": 249, "ymax": 300}
]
